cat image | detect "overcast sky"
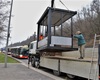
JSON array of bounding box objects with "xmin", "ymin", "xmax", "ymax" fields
[{"xmin": 1, "ymin": 0, "xmax": 93, "ymax": 48}]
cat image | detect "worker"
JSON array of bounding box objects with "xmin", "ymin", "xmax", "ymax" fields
[
  {"xmin": 39, "ymin": 34, "xmax": 44, "ymax": 40},
  {"xmin": 74, "ymin": 31, "xmax": 86, "ymax": 59}
]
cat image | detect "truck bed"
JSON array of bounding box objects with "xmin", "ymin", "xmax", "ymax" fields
[
  {"xmin": 45, "ymin": 56, "xmax": 97, "ymax": 62},
  {"xmin": 40, "ymin": 55, "xmax": 98, "ymax": 79}
]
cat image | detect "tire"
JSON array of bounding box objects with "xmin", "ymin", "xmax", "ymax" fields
[
  {"xmin": 31, "ymin": 57, "xmax": 35, "ymax": 67},
  {"xmin": 53, "ymin": 70, "xmax": 60, "ymax": 76},
  {"xmin": 35, "ymin": 60, "xmax": 40, "ymax": 68},
  {"xmin": 66, "ymin": 74, "xmax": 75, "ymax": 79}
]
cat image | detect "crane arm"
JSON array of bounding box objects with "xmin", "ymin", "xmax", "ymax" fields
[{"xmin": 51, "ymin": 0, "xmax": 55, "ymax": 8}]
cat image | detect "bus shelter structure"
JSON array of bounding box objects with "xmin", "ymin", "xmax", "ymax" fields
[{"xmin": 36, "ymin": 7, "xmax": 78, "ymax": 52}]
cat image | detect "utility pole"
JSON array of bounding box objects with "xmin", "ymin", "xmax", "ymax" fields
[{"xmin": 5, "ymin": 0, "xmax": 13, "ymax": 68}]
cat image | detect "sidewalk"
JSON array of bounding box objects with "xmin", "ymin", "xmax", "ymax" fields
[{"xmin": 0, "ymin": 63, "xmax": 65, "ymax": 80}]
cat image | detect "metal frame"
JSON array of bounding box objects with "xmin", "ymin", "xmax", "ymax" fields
[{"xmin": 36, "ymin": 7, "xmax": 77, "ymax": 52}]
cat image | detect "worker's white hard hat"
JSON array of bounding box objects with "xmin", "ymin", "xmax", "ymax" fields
[{"xmin": 76, "ymin": 31, "xmax": 81, "ymax": 34}]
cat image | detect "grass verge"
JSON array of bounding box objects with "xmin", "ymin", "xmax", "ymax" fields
[{"xmin": 0, "ymin": 52, "xmax": 19, "ymax": 63}]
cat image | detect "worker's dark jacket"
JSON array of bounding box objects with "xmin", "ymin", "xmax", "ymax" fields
[{"xmin": 74, "ymin": 34, "xmax": 86, "ymax": 46}]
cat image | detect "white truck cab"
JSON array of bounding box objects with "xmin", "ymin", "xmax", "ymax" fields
[
  {"xmin": 29, "ymin": 41, "xmax": 37, "ymax": 54},
  {"xmin": 28, "ymin": 41, "xmax": 40, "ymax": 68}
]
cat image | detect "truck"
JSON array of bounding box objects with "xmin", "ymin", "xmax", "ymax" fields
[
  {"xmin": 28, "ymin": 6, "xmax": 98, "ymax": 80},
  {"xmin": 28, "ymin": 41, "xmax": 98, "ymax": 79}
]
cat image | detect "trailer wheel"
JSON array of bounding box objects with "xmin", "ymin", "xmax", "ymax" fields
[
  {"xmin": 35, "ymin": 60, "xmax": 40, "ymax": 68},
  {"xmin": 66, "ymin": 74, "xmax": 75, "ymax": 79},
  {"xmin": 31, "ymin": 57, "xmax": 35, "ymax": 67},
  {"xmin": 53, "ymin": 70, "xmax": 60, "ymax": 76}
]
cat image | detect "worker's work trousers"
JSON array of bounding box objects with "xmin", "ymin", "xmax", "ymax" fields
[{"xmin": 79, "ymin": 44, "xmax": 85, "ymax": 58}]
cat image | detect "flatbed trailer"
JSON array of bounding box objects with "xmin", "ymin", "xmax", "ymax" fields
[{"xmin": 40, "ymin": 56, "xmax": 97, "ymax": 79}]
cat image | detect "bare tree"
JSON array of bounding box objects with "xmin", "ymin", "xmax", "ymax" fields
[
  {"xmin": 90, "ymin": 0, "xmax": 100, "ymax": 34},
  {"xmin": 0, "ymin": 1, "xmax": 10, "ymax": 43}
]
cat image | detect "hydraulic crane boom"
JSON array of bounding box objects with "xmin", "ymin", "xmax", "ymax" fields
[
  {"xmin": 51, "ymin": 0, "xmax": 55, "ymax": 7},
  {"xmin": 51, "ymin": 0, "xmax": 69, "ymax": 10}
]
